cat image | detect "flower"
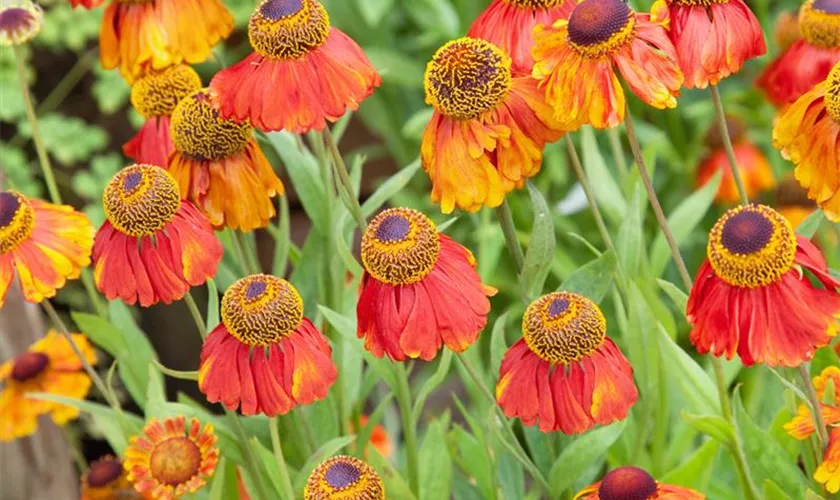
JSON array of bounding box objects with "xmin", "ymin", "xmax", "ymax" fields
[
  {"xmin": 817, "ymin": 427, "xmax": 840, "ymax": 494},
  {"xmin": 99, "ymin": 0, "xmax": 232, "ymax": 83},
  {"xmin": 776, "ymin": 175, "xmax": 817, "ymax": 229},
  {"xmin": 124, "ymin": 416, "xmax": 219, "ymax": 500},
  {"xmin": 774, "ymin": 11, "xmax": 801, "ymax": 51},
  {"xmin": 496, "ymin": 292, "xmax": 638, "ymax": 434},
  {"xmin": 69, "ymin": 0, "xmax": 107, "ymax": 9},
  {"xmin": 124, "ymin": 64, "xmax": 203, "ymax": 168},
  {"xmin": 199, "ymin": 274, "xmax": 337, "ymax": 416},
  {"xmin": 422, "ymin": 37, "xmax": 564, "ymax": 213},
  {"xmin": 0, "ymin": 0, "xmax": 42, "ymax": 46},
  {"xmin": 81, "ymin": 455, "xmax": 148, "ymax": 500},
  {"xmin": 92, "ymin": 164, "xmax": 223, "ymax": 307},
  {"xmin": 357, "ymin": 208, "xmax": 495, "ymax": 361},
  {"xmin": 532, "ymin": 0, "xmax": 683, "ymax": 130},
  {"xmin": 304, "ymin": 455, "xmax": 385, "ymax": 500},
  {"xmin": 209, "ymin": 0, "xmax": 380, "ymax": 133},
  {"xmin": 0, "ymin": 331, "xmax": 95, "ymax": 441},
  {"xmin": 574, "ymin": 466, "xmax": 705, "ymax": 499},
  {"xmin": 0, "ymin": 191, "xmax": 94, "ymax": 308},
  {"xmin": 758, "ymin": 0, "xmax": 840, "ymax": 107},
  {"xmin": 666, "ymin": 0, "xmax": 765, "ymax": 89},
  {"xmin": 467, "ymin": 0, "xmax": 574, "ymax": 74},
  {"xmin": 351, "ymin": 415, "xmax": 392, "ymax": 458},
  {"xmin": 168, "ymin": 88, "xmax": 285, "ymax": 231},
  {"xmin": 687, "ymin": 204, "xmax": 840, "ymax": 366},
  {"xmin": 773, "ymin": 61, "xmax": 840, "ymax": 221}
]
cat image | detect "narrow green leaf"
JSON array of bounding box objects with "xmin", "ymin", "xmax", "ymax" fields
[
  {"xmin": 796, "ymin": 210, "xmax": 823, "ymax": 238},
  {"xmin": 615, "ymin": 185, "xmax": 644, "ymax": 277},
  {"xmin": 293, "ymin": 436, "xmax": 357, "ymax": 491},
  {"xmin": 206, "ymin": 279, "xmax": 220, "ymax": 331},
  {"xmin": 251, "ymin": 437, "xmax": 286, "ymax": 498},
  {"xmin": 208, "ymin": 459, "xmax": 238, "ymax": 500},
  {"xmin": 681, "ymin": 412, "xmax": 733, "ymax": 444},
  {"xmin": 412, "ymin": 349, "xmax": 453, "ymax": 422},
  {"xmin": 266, "ymin": 132, "xmax": 328, "ymax": 231},
  {"xmin": 489, "ymin": 312, "xmax": 510, "ymax": 379},
  {"xmin": 521, "ymin": 181, "xmax": 556, "ymax": 299},
  {"xmin": 420, "ymin": 419, "xmax": 453, "ymax": 500},
  {"xmin": 355, "ymin": 0, "xmax": 394, "ymax": 25},
  {"xmin": 657, "ymin": 278, "xmax": 688, "ymax": 313},
  {"xmin": 661, "ymin": 439, "xmax": 720, "ymax": 490},
  {"xmin": 368, "ymin": 449, "xmax": 418, "ymax": 500},
  {"xmin": 547, "ymin": 421, "xmax": 626, "ymax": 497},
  {"xmin": 361, "ymin": 159, "xmax": 421, "ymax": 217},
  {"xmin": 579, "ymin": 127, "xmax": 626, "ymax": 225},
  {"xmin": 559, "ymin": 250, "xmax": 617, "ymax": 303},
  {"xmin": 657, "ymin": 325, "xmax": 719, "ymax": 414}
]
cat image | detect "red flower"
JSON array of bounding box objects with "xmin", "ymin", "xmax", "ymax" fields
[
  {"xmin": 574, "ymin": 466, "xmax": 705, "ymax": 499},
  {"xmin": 93, "ymin": 165, "xmax": 223, "ymax": 307},
  {"xmin": 69, "ymin": 0, "xmax": 106, "ymax": 9},
  {"xmin": 687, "ymin": 204, "xmax": 840, "ymax": 366},
  {"xmin": 123, "ymin": 64, "xmax": 202, "ymax": 168},
  {"xmin": 357, "ymin": 208, "xmax": 495, "ymax": 361},
  {"xmin": 667, "ymin": 0, "xmax": 765, "ymax": 88},
  {"xmin": 199, "ymin": 274, "xmax": 337, "ymax": 416},
  {"xmin": 496, "ymin": 292, "xmax": 637, "ymax": 434},
  {"xmin": 696, "ymin": 140, "xmax": 775, "ymax": 205},
  {"xmin": 468, "ymin": 0, "xmax": 574, "ymax": 74},
  {"xmin": 210, "ymin": 0, "xmax": 380, "ymax": 133}
]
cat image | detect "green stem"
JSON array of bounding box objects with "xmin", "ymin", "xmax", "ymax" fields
[
  {"xmin": 709, "ymin": 85, "xmax": 750, "ymax": 206},
  {"xmin": 227, "ymin": 410, "xmax": 273, "ymax": 500},
  {"xmin": 393, "ymin": 363, "xmax": 420, "ymax": 496},
  {"xmin": 80, "ymin": 269, "xmax": 107, "ymax": 318},
  {"xmin": 607, "ymin": 127, "xmax": 629, "ymax": 178},
  {"xmin": 323, "ymin": 128, "xmax": 367, "ymax": 232},
  {"xmin": 270, "ymin": 417, "xmax": 297, "ymax": 500},
  {"xmin": 228, "ymin": 229, "xmax": 252, "ymax": 276},
  {"xmin": 565, "ymin": 135, "xmax": 617, "ymax": 255},
  {"xmin": 292, "ymin": 410, "xmax": 316, "ymax": 457},
  {"xmin": 183, "ymin": 291, "xmax": 207, "ymax": 339},
  {"xmin": 798, "ymin": 365, "xmax": 829, "ymax": 451},
  {"xmin": 495, "ymin": 198, "xmax": 525, "ymax": 274}
]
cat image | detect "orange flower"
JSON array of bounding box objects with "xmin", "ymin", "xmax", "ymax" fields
[
  {"xmin": 304, "ymin": 455, "xmax": 385, "ymax": 500},
  {"xmin": 81, "ymin": 455, "xmax": 149, "ymax": 500},
  {"xmin": 467, "ymin": 0, "xmax": 574, "ymax": 74},
  {"xmin": 496, "ymin": 292, "xmax": 638, "ymax": 434},
  {"xmin": 69, "ymin": 0, "xmax": 106, "ymax": 9},
  {"xmin": 124, "ymin": 416, "xmax": 219, "ymax": 500},
  {"xmin": 199, "ymin": 274, "xmax": 337, "ymax": 416},
  {"xmin": 687, "ymin": 205, "xmax": 840, "ymax": 366},
  {"xmin": 167, "ymin": 88, "xmax": 285, "ymax": 231},
  {"xmin": 574, "ymin": 466, "xmax": 705, "ymax": 499},
  {"xmin": 773, "ymin": 61, "xmax": 840, "ymax": 221},
  {"xmin": 357, "ymin": 208, "xmax": 495, "ymax": 361},
  {"xmin": 92, "ymin": 165, "xmax": 223, "ymax": 307},
  {"xmin": 532, "ymin": 0, "xmax": 683, "ymax": 130},
  {"xmin": 0, "ymin": 191, "xmax": 94, "ymax": 308},
  {"xmin": 758, "ymin": 0, "xmax": 840, "ymax": 107},
  {"xmin": 817, "ymin": 427, "xmax": 840, "ymax": 494},
  {"xmin": 667, "ymin": 0, "xmax": 765, "ymax": 89},
  {"xmin": 124, "ymin": 64, "xmax": 203, "ymax": 168},
  {"xmin": 696, "ymin": 142, "xmax": 775, "ymax": 204},
  {"xmin": 0, "ymin": 331, "xmax": 95, "ymax": 441},
  {"xmin": 422, "ymin": 37, "xmax": 564, "ymax": 213},
  {"xmin": 210, "ymin": 0, "xmax": 380, "ymax": 134},
  {"xmin": 99, "ymin": 0, "xmax": 232, "ymax": 83}
]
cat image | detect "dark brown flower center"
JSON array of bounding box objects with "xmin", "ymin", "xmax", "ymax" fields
[
  {"xmin": 375, "ymin": 214, "xmax": 411, "ymax": 242},
  {"xmin": 0, "ymin": 8, "xmax": 33, "ymax": 33},
  {"xmin": 547, "ymin": 297, "xmax": 570, "ymax": 318},
  {"xmin": 0, "ymin": 192, "xmax": 20, "ymax": 228},
  {"xmin": 11, "ymin": 352, "xmax": 49, "ymax": 382},
  {"xmin": 149, "ymin": 437, "xmax": 201, "ymax": 486},
  {"xmin": 720, "ymin": 210, "xmax": 774, "ymax": 254},
  {"xmin": 0, "ymin": 191, "xmax": 34, "ymax": 254},
  {"xmin": 522, "ymin": 292, "xmax": 607, "ymax": 365},
  {"xmin": 324, "ymin": 461, "xmax": 361, "ymax": 489},
  {"xmin": 103, "ymin": 165, "xmax": 181, "ymax": 237},
  {"xmin": 598, "ymin": 467, "xmax": 658, "ymax": 500},
  {"xmin": 86, "ymin": 458, "xmax": 124, "ymax": 488},
  {"xmin": 567, "ymin": 0, "xmax": 634, "ymax": 56},
  {"xmin": 170, "ymin": 89, "xmax": 252, "ymax": 160},
  {"xmin": 361, "ymin": 208, "xmax": 441, "ymax": 285},
  {"xmin": 130, "ymin": 64, "xmax": 202, "ymax": 119},
  {"xmin": 800, "ymin": 0, "xmax": 840, "ymax": 48},
  {"xmin": 814, "ymin": 0, "xmax": 840, "ymax": 14},
  {"xmin": 222, "ymin": 274, "xmax": 304, "ymax": 346},
  {"xmin": 249, "ymin": 0, "xmax": 330, "ymax": 59},
  {"xmin": 260, "ymin": 0, "xmax": 303, "ymax": 19}
]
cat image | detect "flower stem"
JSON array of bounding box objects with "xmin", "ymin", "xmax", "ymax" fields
[
  {"xmin": 709, "ymin": 85, "xmax": 750, "ymax": 206},
  {"xmin": 228, "ymin": 229, "xmax": 252, "ymax": 276},
  {"xmin": 270, "ymin": 417, "xmax": 297, "ymax": 500},
  {"xmin": 565, "ymin": 135, "xmax": 616, "ymax": 255},
  {"xmin": 495, "ymin": 198, "xmax": 525, "ymax": 274},
  {"xmin": 323, "ymin": 128, "xmax": 367, "ymax": 232},
  {"xmin": 183, "ymin": 291, "xmax": 207, "ymax": 340},
  {"xmin": 798, "ymin": 364, "xmax": 829, "ymax": 451},
  {"xmin": 392, "ymin": 362, "xmax": 420, "ymax": 496},
  {"xmin": 227, "ymin": 410, "xmax": 273, "ymax": 500}
]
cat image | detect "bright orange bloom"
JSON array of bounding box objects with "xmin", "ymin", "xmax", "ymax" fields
[
  {"xmin": 574, "ymin": 466, "xmax": 705, "ymax": 499},
  {"xmin": 0, "ymin": 331, "xmax": 95, "ymax": 441},
  {"xmin": 773, "ymin": 61, "xmax": 840, "ymax": 221},
  {"xmin": 304, "ymin": 455, "xmax": 385, "ymax": 500},
  {"xmin": 687, "ymin": 205, "xmax": 840, "ymax": 366},
  {"xmin": 667, "ymin": 0, "xmax": 765, "ymax": 89},
  {"xmin": 210, "ymin": 0, "xmax": 380, "ymax": 134},
  {"xmin": 350, "ymin": 415, "xmax": 392, "ymax": 458},
  {"xmin": 99, "ymin": 0, "xmax": 232, "ymax": 83},
  {"xmin": 124, "ymin": 416, "xmax": 219, "ymax": 500},
  {"xmin": 532, "ymin": 0, "xmax": 683, "ymax": 129},
  {"xmin": 124, "ymin": 64, "xmax": 203, "ymax": 168},
  {"xmin": 696, "ymin": 142, "xmax": 775, "ymax": 204},
  {"xmin": 93, "ymin": 165, "xmax": 223, "ymax": 307},
  {"xmin": 0, "ymin": 191, "xmax": 94, "ymax": 308},
  {"xmin": 357, "ymin": 208, "xmax": 495, "ymax": 361},
  {"xmin": 167, "ymin": 88, "xmax": 285, "ymax": 231},
  {"xmin": 468, "ymin": 0, "xmax": 574, "ymax": 74},
  {"xmin": 81, "ymin": 456, "xmax": 149, "ymax": 500},
  {"xmin": 758, "ymin": 0, "xmax": 840, "ymax": 107},
  {"xmin": 817, "ymin": 427, "xmax": 840, "ymax": 494},
  {"xmin": 199, "ymin": 274, "xmax": 337, "ymax": 416},
  {"xmin": 422, "ymin": 37, "xmax": 564, "ymax": 213},
  {"xmin": 496, "ymin": 292, "xmax": 637, "ymax": 434}
]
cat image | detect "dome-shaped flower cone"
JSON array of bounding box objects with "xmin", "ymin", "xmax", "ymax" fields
[
  {"xmin": 687, "ymin": 205, "xmax": 840, "ymax": 366},
  {"xmin": 357, "ymin": 208, "xmax": 496, "ymax": 361},
  {"xmin": 574, "ymin": 466, "xmax": 705, "ymax": 499},
  {"xmin": 209, "ymin": 0, "xmax": 381, "ymax": 134},
  {"xmin": 81, "ymin": 455, "xmax": 151, "ymax": 500},
  {"xmin": 531, "ymin": 0, "xmax": 683, "ymax": 130},
  {"xmin": 496, "ymin": 292, "xmax": 638, "ymax": 434},
  {"xmin": 92, "ymin": 164, "xmax": 223, "ymax": 307},
  {"xmin": 0, "ymin": 191, "xmax": 94, "ymax": 307},
  {"xmin": 304, "ymin": 455, "xmax": 385, "ymax": 500},
  {"xmin": 199, "ymin": 274, "xmax": 338, "ymax": 416}
]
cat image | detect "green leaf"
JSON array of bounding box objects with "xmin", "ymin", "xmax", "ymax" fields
[
  {"xmin": 489, "ymin": 312, "xmax": 509, "ymax": 379},
  {"xmin": 796, "ymin": 210, "xmax": 823, "ymax": 238},
  {"xmin": 616, "ymin": 185, "xmax": 645, "ymax": 277},
  {"xmin": 420, "ymin": 419, "xmax": 453, "ymax": 500},
  {"xmin": 681, "ymin": 412, "xmax": 733, "ymax": 444},
  {"xmin": 764, "ymin": 479, "xmax": 793, "ymax": 500},
  {"xmin": 559, "ymin": 250, "xmax": 617, "ymax": 303},
  {"xmin": 368, "ymin": 448, "xmax": 418, "ymax": 500},
  {"xmin": 366, "ymin": 47, "xmax": 425, "ymax": 89},
  {"xmin": 657, "ymin": 325, "xmax": 719, "ymax": 414},
  {"xmin": 661, "ymin": 439, "xmax": 720, "ymax": 490},
  {"xmin": 206, "ymin": 279, "xmax": 220, "ymax": 331},
  {"xmin": 361, "ymin": 159, "xmax": 421, "ymax": 217},
  {"xmin": 356, "ymin": 394, "xmax": 394, "ymax": 457},
  {"xmin": 208, "ymin": 459, "xmax": 238, "ymax": 500},
  {"xmin": 579, "ymin": 127, "xmax": 626, "ymax": 225},
  {"xmin": 266, "ymin": 132, "xmax": 328, "ymax": 231},
  {"xmin": 355, "ymin": 0, "xmax": 395, "ymax": 25},
  {"xmin": 657, "ymin": 278, "xmax": 688, "ymax": 313},
  {"xmin": 412, "ymin": 349, "xmax": 453, "ymax": 422},
  {"xmin": 292, "ymin": 435, "xmax": 357, "ymax": 491},
  {"xmin": 649, "ymin": 170, "xmax": 721, "ymax": 277},
  {"xmin": 547, "ymin": 421, "xmax": 626, "ymax": 497},
  {"xmin": 521, "ymin": 181, "xmax": 556, "ymax": 299}
]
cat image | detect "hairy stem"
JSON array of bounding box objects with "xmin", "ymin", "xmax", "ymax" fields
[
  {"xmin": 565, "ymin": 135, "xmax": 617, "ymax": 254},
  {"xmin": 324, "ymin": 128, "xmax": 367, "ymax": 232},
  {"xmin": 183, "ymin": 291, "xmax": 207, "ymax": 340},
  {"xmin": 495, "ymin": 198, "xmax": 525, "ymax": 274},
  {"xmin": 393, "ymin": 363, "xmax": 420, "ymax": 496},
  {"xmin": 710, "ymin": 85, "xmax": 750, "ymax": 206}
]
